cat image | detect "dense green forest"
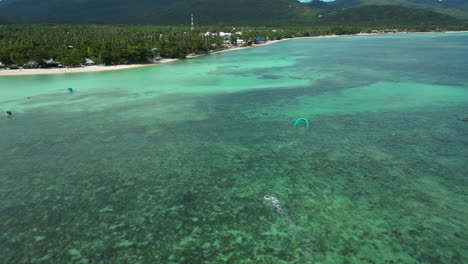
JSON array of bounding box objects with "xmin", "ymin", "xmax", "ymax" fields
[
  {"xmin": 308, "ymin": 0, "xmax": 468, "ymax": 19},
  {"xmin": 1, "ymin": 24, "xmax": 466, "ymax": 68},
  {"xmin": 0, "ymin": 0, "xmax": 317, "ymax": 25},
  {"xmin": 316, "ymin": 5, "xmax": 462, "ymax": 26},
  {"xmin": 0, "ymin": 0, "xmax": 466, "ymax": 25}
]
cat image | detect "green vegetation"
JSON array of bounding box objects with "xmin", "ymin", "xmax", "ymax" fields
[
  {"xmin": 0, "ymin": 0, "xmax": 466, "ymax": 69},
  {"xmin": 0, "ymin": 25, "xmax": 224, "ymax": 66},
  {"xmin": 0, "ymin": 0, "xmax": 466, "ymax": 25},
  {"xmin": 0, "ymin": 0, "xmax": 319, "ymax": 25},
  {"xmin": 316, "ymin": 5, "xmax": 462, "ymax": 26},
  {"xmin": 308, "ymin": 0, "xmax": 468, "ymax": 19},
  {"xmin": 0, "ymin": 24, "xmax": 466, "ymax": 68}
]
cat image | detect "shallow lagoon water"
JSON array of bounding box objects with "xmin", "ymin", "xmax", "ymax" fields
[{"xmin": 1, "ymin": 33, "xmax": 467, "ymax": 263}]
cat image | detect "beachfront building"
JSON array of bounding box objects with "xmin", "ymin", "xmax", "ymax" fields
[
  {"xmin": 235, "ymin": 31, "xmax": 242, "ymax": 35},
  {"xmin": 256, "ymin": 37, "xmax": 266, "ymax": 44},
  {"xmin": 0, "ymin": 62, "xmax": 4, "ymax": 68},
  {"xmin": 371, "ymin": 29, "xmax": 402, "ymax": 34},
  {"xmin": 23, "ymin": 61, "xmax": 39, "ymax": 69},
  {"xmin": 236, "ymin": 39, "xmax": 246, "ymax": 46},
  {"xmin": 204, "ymin": 32, "xmax": 212, "ymax": 37},
  {"xmin": 43, "ymin": 59, "xmax": 63, "ymax": 68}
]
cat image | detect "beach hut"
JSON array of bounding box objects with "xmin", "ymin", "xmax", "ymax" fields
[
  {"xmin": 23, "ymin": 61, "xmax": 39, "ymax": 69},
  {"xmin": 43, "ymin": 59, "xmax": 63, "ymax": 68},
  {"xmin": 84, "ymin": 58, "xmax": 95, "ymax": 66}
]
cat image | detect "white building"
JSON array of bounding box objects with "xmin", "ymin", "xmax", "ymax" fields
[
  {"xmin": 236, "ymin": 39, "xmax": 246, "ymax": 45},
  {"xmin": 219, "ymin": 32, "xmax": 232, "ymax": 37}
]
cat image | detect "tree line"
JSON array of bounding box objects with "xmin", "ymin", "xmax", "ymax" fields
[{"xmin": 0, "ymin": 24, "xmax": 466, "ymax": 67}]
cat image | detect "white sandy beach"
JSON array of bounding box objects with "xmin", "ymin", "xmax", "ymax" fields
[
  {"xmin": 1, "ymin": 31, "xmax": 466, "ymax": 77},
  {"xmin": 0, "ymin": 58, "xmax": 179, "ymax": 77},
  {"xmin": 186, "ymin": 38, "xmax": 289, "ymax": 59}
]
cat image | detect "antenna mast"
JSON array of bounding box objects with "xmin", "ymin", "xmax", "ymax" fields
[{"xmin": 191, "ymin": 13, "xmax": 195, "ymax": 31}]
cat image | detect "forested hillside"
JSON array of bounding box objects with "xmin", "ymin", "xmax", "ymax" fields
[
  {"xmin": 0, "ymin": 0, "xmax": 465, "ymax": 25},
  {"xmin": 0, "ymin": 1, "xmax": 466, "ymax": 68},
  {"xmin": 0, "ymin": 0, "xmax": 318, "ymax": 25},
  {"xmin": 316, "ymin": 5, "xmax": 462, "ymax": 26},
  {"xmin": 308, "ymin": 0, "xmax": 468, "ymax": 19}
]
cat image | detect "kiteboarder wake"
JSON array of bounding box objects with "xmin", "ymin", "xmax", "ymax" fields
[{"xmin": 264, "ymin": 194, "xmax": 317, "ymax": 244}]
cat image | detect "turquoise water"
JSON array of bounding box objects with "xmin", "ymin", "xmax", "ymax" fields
[{"xmin": 1, "ymin": 33, "xmax": 467, "ymax": 263}]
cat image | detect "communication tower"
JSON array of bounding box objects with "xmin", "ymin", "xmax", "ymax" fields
[{"xmin": 191, "ymin": 14, "xmax": 195, "ymax": 31}]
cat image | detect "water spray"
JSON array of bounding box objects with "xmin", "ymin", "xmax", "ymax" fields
[{"xmin": 264, "ymin": 194, "xmax": 317, "ymax": 244}]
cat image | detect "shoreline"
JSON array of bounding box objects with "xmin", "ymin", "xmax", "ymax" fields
[
  {"xmin": 0, "ymin": 59, "xmax": 179, "ymax": 77},
  {"xmin": 1, "ymin": 30, "xmax": 467, "ymax": 77}
]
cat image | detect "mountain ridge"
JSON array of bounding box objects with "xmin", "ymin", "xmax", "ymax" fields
[
  {"xmin": 0, "ymin": 0, "xmax": 465, "ymax": 26},
  {"xmin": 307, "ymin": 0, "xmax": 468, "ymax": 19}
]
